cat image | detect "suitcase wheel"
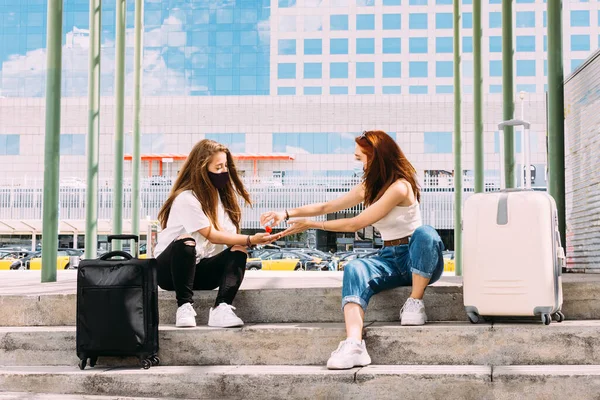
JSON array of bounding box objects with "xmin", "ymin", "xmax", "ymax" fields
[
  {"xmin": 150, "ymin": 356, "xmax": 160, "ymax": 366},
  {"xmin": 141, "ymin": 358, "xmax": 152, "ymax": 369},
  {"xmin": 467, "ymin": 312, "xmax": 480, "ymax": 324},
  {"xmin": 541, "ymin": 313, "xmax": 552, "ymax": 325},
  {"xmin": 89, "ymin": 356, "xmax": 98, "ymax": 368},
  {"xmin": 553, "ymin": 311, "xmax": 565, "ymax": 323},
  {"xmin": 78, "ymin": 358, "xmax": 87, "ymax": 370}
]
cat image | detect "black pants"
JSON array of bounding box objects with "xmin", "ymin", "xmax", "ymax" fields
[{"xmin": 156, "ymin": 238, "xmax": 247, "ymax": 307}]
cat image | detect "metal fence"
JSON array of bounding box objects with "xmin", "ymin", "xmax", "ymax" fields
[{"xmin": 0, "ymin": 176, "xmax": 500, "ymax": 230}]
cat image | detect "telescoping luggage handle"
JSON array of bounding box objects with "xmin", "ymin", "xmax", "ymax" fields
[
  {"xmin": 107, "ymin": 234, "xmax": 139, "ymax": 258},
  {"xmin": 497, "ymin": 119, "xmax": 532, "ymax": 190}
]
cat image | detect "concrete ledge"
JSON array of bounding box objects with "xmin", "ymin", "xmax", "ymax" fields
[
  {"xmin": 0, "ymin": 393, "xmax": 183, "ymax": 400},
  {"xmin": 0, "ymin": 365, "xmax": 490, "ymax": 400},
  {"xmin": 3, "ymin": 321, "xmax": 600, "ymax": 367},
  {"xmin": 1, "ymin": 272, "xmax": 599, "ymax": 326},
  {"xmin": 3, "ymin": 365, "xmax": 600, "ymax": 399}
]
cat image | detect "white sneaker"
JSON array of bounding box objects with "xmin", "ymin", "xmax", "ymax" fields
[
  {"xmin": 326, "ymin": 339, "xmax": 372, "ymax": 370},
  {"xmin": 400, "ymin": 297, "xmax": 427, "ymax": 326},
  {"xmin": 208, "ymin": 303, "xmax": 244, "ymax": 328},
  {"xmin": 176, "ymin": 303, "xmax": 197, "ymax": 328}
]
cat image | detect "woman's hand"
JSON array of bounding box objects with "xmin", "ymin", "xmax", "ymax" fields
[
  {"xmin": 250, "ymin": 232, "xmax": 281, "ymax": 245},
  {"xmin": 260, "ymin": 211, "xmax": 286, "ymax": 228},
  {"xmin": 279, "ymin": 219, "xmax": 315, "ymax": 238}
]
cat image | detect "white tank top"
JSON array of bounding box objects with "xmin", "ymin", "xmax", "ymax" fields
[{"xmin": 372, "ymin": 202, "xmax": 423, "ymax": 241}]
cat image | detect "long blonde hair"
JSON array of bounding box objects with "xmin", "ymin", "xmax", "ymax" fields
[{"xmin": 157, "ymin": 139, "xmax": 251, "ymax": 231}]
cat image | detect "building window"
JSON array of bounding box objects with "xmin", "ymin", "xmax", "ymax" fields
[
  {"xmin": 304, "ymin": 16, "xmax": 323, "ymax": 32},
  {"xmin": 489, "ymin": 36, "xmax": 502, "ymax": 52},
  {"xmin": 205, "ymin": 134, "xmax": 245, "ymax": 153},
  {"xmin": 489, "ymin": 12, "xmax": 501, "ymax": 28},
  {"xmin": 357, "ymin": 0, "xmax": 375, "ymax": 6},
  {"xmin": 409, "ymin": 85, "xmax": 428, "ymax": 94},
  {"xmin": 330, "ymin": 86, "xmax": 348, "ymax": 95},
  {"xmin": 330, "ymin": 38, "xmax": 349, "ymax": 54},
  {"xmin": 463, "ymin": 37, "xmax": 473, "ymax": 53},
  {"xmin": 383, "ymin": 38, "xmax": 402, "ymax": 53},
  {"xmin": 0, "ymin": 135, "xmax": 20, "ymax": 156},
  {"xmin": 330, "ymin": 62, "xmax": 349, "ymax": 79},
  {"xmin": 463, "ymin": 12, "xmax": 472, "ymax": 28},
  {"xmin": 278, "ymin": 63, "xmax": 296, "ymax": 79},
  {"xmin": 436, "ymin": 85, "xmax": 453, "ymax": 94},
  {"xmin": 516, "ymin": 36, "xmax": 535, "ymax": 52},
  {"xmin": 410, "ymin": 13, "xmax": 428, "ymax": 29},
  {"xmin": 383, "ymin": 13, "xmax": 402, "ymax": 29},
  {"xmin": 278, "ymin": 87, "xmax": 296, "ymax": 95},
  {"xmin": 436, "ymin": 37, "xmax": 453, "ymax": 53},
  {"xmin": 357, "ymin": 38, "xmax": 375, "ymax": 54},
  {"xmin": 330, "ymin": 15, "xmax": 349, "ymax": 30},
  {"xmin": 516, "ymin": 60, "xmax": 535, "ymax": 77},
  {"xmin": 410, "ymin": 0, "xmax": 427, "ymax": 4},
  {"xmin": 125, "ymin": 133, "xmax": 164, "ymax": 154},
  {"xmin": 356, "ymin": 86, "xmax": 375, "ymax": 94},
  {"xmin": 424, "ymin": 132, "xmax": 452, "ymax": 153},
  {"xmin": 437, "ymin": 0, "xmax": 452, "ymax": 4},
  {"xmin": 490, "ymin": 60, "xmax": 502, "ymax": 77},
  {"xmin": 384, "ymin": 0, "xmax": 401, "ymax": 4},
  {"xmin": 571, "ymin": 59, "xmax": 584, "ymax": 72},
  {"xmin": 544, "ymin": 60, "xmax": 547, "ymax": 76},
  {"xmin": 356, "ymin": 62, "xmax": 375, "ymax": 78},
  {"xmin": 383, "ymin": 86, "xmax": 401, "ymax": 94},
  {"xmin": 409, "ymin": 37, "xmax": 428, "ymax": 53},
  {"xmin": 60, "ymin": 134, "xmax": 85, "ymax": 156},
  {"xmin": 278, "ymin": 39, "xmax": 296, "ymax": 55},
  {"xmin": 544, "ymin": 36, "xmax": 547, "ymax": 51},
  {"xmin": 357, "ymin": 14, "xmax": 375, "ymax": 30},
  {"xmin": 273, "ymin": 132, "xmax": 356, "ymax": 154},
  {"xmin": 304, "ymin": 63, "xmax": 322, "ymax": 79},
  {"xmin": 304, "ymin": 87, "xmax": 322, "ymax": 95},
  {"xmin": 463, "ymin": 61, "xmax": 473, "ymax": 78},
  {"xmin": 279, "ymin": 0, "xmax": 296, "ymax": 7},
  {"xmin": 516, "ymin": 84, "xmax": 536, "ymax": 93},
  {"xmin": 570, "ymin": 10, "xmax": 589, "ymax": 27},
  {"xmin": 304, "ymin": 39, "xmax": 322, "ymax": 55},
  {"xmin": 383, "ymin": 62, "xmax": 401, "ymax": 78},
  {"xmin": 516, "ymin": 11, "xmax": 535, "ymax": 28},
  {"xmin": 409, "ymin": 61, "xmax": 428, "ymax": 77},
  {"xmin": 571, "ymin": 35, "xmax": 590, "ymax": 51},
  {"xmin": 436, "ymin": 13, "xmax": 453, "ymax": 29},
  {"xmin": 490, "ymin": 85, "xmax": 502, "ymax": 94},
  {"xmin": 436, "ymin": 61, "xmax": 453, "ymax": 78},
  {"xmin": 543, "ymin": 11, "xmax": 546, "ymax": 27}
]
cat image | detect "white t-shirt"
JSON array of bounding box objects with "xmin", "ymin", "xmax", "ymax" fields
[{"xmin": 154, "ymin": 190, "xmax": 237, "ymax": 264}]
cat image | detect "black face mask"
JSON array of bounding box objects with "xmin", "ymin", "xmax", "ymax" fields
[{"xmin": 208, "ymin": 171, "xmax": 230, "ymax": 189}]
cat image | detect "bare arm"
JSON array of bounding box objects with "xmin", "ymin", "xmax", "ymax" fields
[
  {"xmin": 260, "ymin": 183, "xmax": 364, "ymax": 226},
  {"xmin": 282, "ymin": 181, "xmax": 410, "ymax": 235},
  {"xmin": 198, "ymin": 226, "xmax": 275, "ymax": 247}
]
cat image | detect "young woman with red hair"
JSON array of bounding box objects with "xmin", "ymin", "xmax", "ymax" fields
[{"xmin": 260, "ymin": 130, "xmax": 444, "ymax": 369}]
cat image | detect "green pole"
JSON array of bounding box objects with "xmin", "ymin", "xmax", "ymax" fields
[
  {"xmin": 113, "ymin": 0, "xmax": 126, "ymax": 249},
  {"xmin": 453, "ymin": 0, "xmax": 462, "ymax": 276},
  {"xmin": 132, "ymin": 0, "xmax": 144, "ymax": 237},
  {"xmin": 41, "ymin": 0, "xmax": 63, "ymax": 282},
  {"xmin": 547, "ymin": 0, "xmax": 566, "ymax": 246},
  {"xmin": 502, "ymin": 0, "xmax": 515, "ymax": 188},
  {"xmin": 85, "ymin": 0, "xmax": 101, "ymax": 260},
  {"xmin": 473, "ymin": 0, "xmax": 484, "ymax": 193}
]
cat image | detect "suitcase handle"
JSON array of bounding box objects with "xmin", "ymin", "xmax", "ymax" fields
[
  {"xmin": 99, "ymin": 251, "xmax": 134, "ymax": 261},
  {"xmin": 108, "ymin": 235, "xmax": 139, "ymax": 243}
]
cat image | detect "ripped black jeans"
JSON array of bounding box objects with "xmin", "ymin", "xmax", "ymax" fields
[{"xmin": 156, "ymin": 238, "xmax": 247, "ymax": 307}]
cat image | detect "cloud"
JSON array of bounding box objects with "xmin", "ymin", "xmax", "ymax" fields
[{"xmin": 284, "ymin": 145, "xmax": 310, "ymax": 154}]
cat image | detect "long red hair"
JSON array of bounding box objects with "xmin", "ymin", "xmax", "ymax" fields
[{"xmin": 355, "ymin": 130, "xmax": 420, "ymax": 206}]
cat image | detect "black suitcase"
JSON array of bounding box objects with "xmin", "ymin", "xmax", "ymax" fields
[{"xmin": 76, "ymin": 234, "xmax": 159, "ymax": 370}]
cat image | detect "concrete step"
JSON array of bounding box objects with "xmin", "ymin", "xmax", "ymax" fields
[
  {"xmin": 2, "ymin": 365, "xmax": 600, "ymax": 400},
  {"xmin": 1, "ymin": 272, "xmax": 599, "ymax": 326},
  {"xmin": 0, "ymin": 393, "xmax": 185, "ymax": 400},
  {"xmin": 2, "ymin": 321, "xmax": 600, "ymax": 367}
]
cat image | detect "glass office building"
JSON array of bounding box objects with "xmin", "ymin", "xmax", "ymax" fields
[{"xmin": 0, "ymin": 0, "xmax": 598, "ymax": 181}]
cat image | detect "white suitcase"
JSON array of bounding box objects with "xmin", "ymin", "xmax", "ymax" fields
[{"xmin": 462, "ymin": 119, "xmax": 566, "ymax": 325}]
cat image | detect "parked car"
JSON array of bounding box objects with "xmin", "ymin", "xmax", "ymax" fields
[
  {"xmin": 0, "ymin": 250, "xmax": 38, "ymax": 270},
  {"xmin": 442, "ymin": 251, "xmax": 455, "ymax": 273},
  {"xmin": 246, "ymin": 250, "xmax": 328, "ymax": 271},
  {"xmin": 337, "ymin": 251, "xmax": 378, "ymax": 271},
  {"xmin": 29, "ymin": 249, "xmax": 80, "ymax": 270}
]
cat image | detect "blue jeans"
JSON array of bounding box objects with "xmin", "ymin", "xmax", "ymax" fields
[{"xmin": 341, "ymin": 225, "xmax": 445, "ymax": 311}]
